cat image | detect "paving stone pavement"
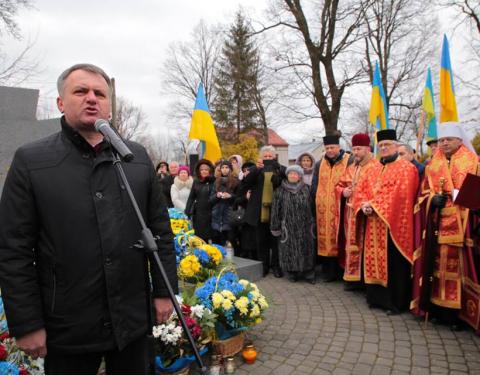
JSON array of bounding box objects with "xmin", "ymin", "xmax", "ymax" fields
[{"xmin": 191, "ymin": 272, "xmax": 480, "ymax": 375}]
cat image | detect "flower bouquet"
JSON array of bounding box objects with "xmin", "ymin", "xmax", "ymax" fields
[
  {"xmin": 177, "ymin": 244, "xmax": 227, "ymax": 287},
  {"xmin": 168, "ymin": 208, "xmax": 192, "ymax": 235},
  {"xmin": 0, "ymin": 296, "xmax": 44, "ymax": 375},
  {"xmin": 153, "ymin": 297, "xmax": 216, "ymax": 374},
  {"xmin": 194, "ymin": 271, "xmax": 269, "ymax": 356}
]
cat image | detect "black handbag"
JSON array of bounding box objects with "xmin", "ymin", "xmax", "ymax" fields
[{"xmin": 229, "ymin": 206, "xmax": 245, "ymax": 227}]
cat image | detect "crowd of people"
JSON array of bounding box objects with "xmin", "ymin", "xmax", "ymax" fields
[{"xmin": 158, "ymin": 125, "xmax": 480, "ymax": 332}]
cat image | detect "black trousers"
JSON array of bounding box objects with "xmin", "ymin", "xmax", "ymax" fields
[
  {"xmin": 256, "ymin": 222, "xmax": 279, "ymax": 272},
  {"xmin": 44, "ymin": 336, "xmax": 147, "ymax": 375}
]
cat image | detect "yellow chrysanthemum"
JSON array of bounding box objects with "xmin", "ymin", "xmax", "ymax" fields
[
  {"xmin": 178, "ymin": 255, "xmax": 201, "ymax": 278},
  {"xmin": 222, "ymin": 299, "xmax": 233, "ymax": 310},
  {"xmin": 221, "ymin": 290, "xmax": 236, "ymax": 300},
  {"xmin": 258, "ymin": 296, "xmax": 269, "ymax": 309},
  {"xmin": 250, "ymin": 283, "xmax": 259, "ymax": 292},
  {"xmin": 239, "ymin": 279, "xmax": 249, "ymax": 287},
  {"xmin": 199, "ymin": 244, "xmax": 222, "ymax": 265},
  {"xmin": 212, "ymin": 292, "xmax": 224, "ymax": 309},
  {"xmin": 234, "ymin": 296, "xmax": 249, "ymax": 309},
  {"xmin": 250, "ymin": 289, "xmax": 260, "ymax": 302},
  {"xmin": 255, "ymin": 318, "xmax": 262, "ymax": 325},
  {"xmin": 250, "ymin": 304, "xmax": 261, "ymax": 318}
]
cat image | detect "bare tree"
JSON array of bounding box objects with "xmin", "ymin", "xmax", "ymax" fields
[
  {"xmin": 160, "ymin": 20, "xmax": 223, "ymax": 122},
  {"xmin": 256, "ymin": 0, "xmax": 371, "ymax": 135},
  {"xmin": 112, "ymin": 97, "xmax": 148, "ymax": 140},
  {"xmin": 0, "ymin": 0, "xmax": 40, "ymax": 85}
]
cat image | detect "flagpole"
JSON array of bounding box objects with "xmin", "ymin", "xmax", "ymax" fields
[{"xmin": 416, "ymin": 111, "xmax": 426, "ymax": 160}]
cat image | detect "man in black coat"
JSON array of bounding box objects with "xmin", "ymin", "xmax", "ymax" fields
[
  {"xmin": 243, "ymin": 145, "xmax": 286, "ymax": 277},
  {"xmin": 0, "ymin": 64, "xmax": 178, "ymax": 374}
]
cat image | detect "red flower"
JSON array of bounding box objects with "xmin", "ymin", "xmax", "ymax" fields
[
  {"xmin": 0, "ymin": 332, "xmax": 9, "ymax": 341},
  {"xmin": 19, "ymin": 366, "xmax": 28, "ymax": 375},
  {"xmin": 181, "ymin": 304, "xmax": 192, "ymax": 316}
]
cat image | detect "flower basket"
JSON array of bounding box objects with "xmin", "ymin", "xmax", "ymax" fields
[
  {"xmin": 155, "ymin": 348, "xmax": 208, "ymax": 375},
  {"xmin": 212, "ymin": 331, "xmax": 245, "ymax": 358}
]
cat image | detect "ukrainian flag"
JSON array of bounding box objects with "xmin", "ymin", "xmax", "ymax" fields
[
  {"xmin": 423, "ymin": 68, "xmax": 437, "ymax": 141},
  {"xmin": 188, "ymin": 83, "xmax": 221, "ymax": 163},
  {"xmin": 439, "ymin": 35, "xmax": 458, "ymax": 123},
  {"xmin": 368, "ymin": 61, "xmax": 390, "ymax": 131}
]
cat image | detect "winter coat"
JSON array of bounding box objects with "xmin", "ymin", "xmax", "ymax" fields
[
  {"xmin": 157, "ymin": 173, "xmax": 174, "ymax": 207},
  {"xmin": 271, "ymin": 180, "xmax": 315, "ymax": 272},
  {"xmin": 296, "ymin": 152, "xmax": 316, "ymax": 186},
  {"xmin": 209, "ymin": 177, "xmax": 238, "ymax": 232},
  {"xmin": 242, "ymin": 162, "xmax": 286, "ymax": 226},
  {"xmin": 171, "ymin": 176, "xmax": 193, "ymax": 212},
  {"xmin": 185, "ymin": 177, "xmax": 215, "ymax": 242},
  {"xmin": 0, "ymin": 117, "xmax": 178, "ymax": 354}
]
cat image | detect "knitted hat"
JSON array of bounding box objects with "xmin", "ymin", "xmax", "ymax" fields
[
  {"xmin": 352, "ymin": 133, "xmax": 370, "ymax": 147},
  {"xmin": 376, "ymin": 129, "xmax": 397, "ymax": 143},
  {"xmin": 286, "ymin": 164, "xmax": 304, "ymax": 177},
  {"xmin": 218, "ymin": 160, "xmax": 233, "ymax": 170},
  {"xmin": 178, "ymin": 165, "xmax": 190, "ymax": 175},
  {"xmin": 323, "ymin": 135, "xmax": 340, "ymax": 145}
]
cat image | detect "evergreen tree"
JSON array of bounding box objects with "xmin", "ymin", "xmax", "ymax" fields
[{"xmin": 214, "ymin": 11, "xmax": 263, "ymax": 138}]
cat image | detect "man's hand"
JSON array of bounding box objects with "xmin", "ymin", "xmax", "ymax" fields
[
  {"xmin": 222, "ymin": 192, "xmax": 232, "ymax": 199},
  {"xmin": 154, "ymin": 298, "xmax": 174, "ymax": 323},
  {"xmin": 16, "ymin": 328, "xmax": 47, "ymax": 359},
  {"xmin": 361, "ymin": 202, "xmax": 373, "ymax": 216},
  {"xmin": 246, "ymin": 190, "xmax": 251, "ymax": 200},
  {"xmin": 256, "ymin": 158, "xmax": 264, "ymax": 169},
  {"xmin": 343, "ymin": 186, "xmax": 353, "ymax": 198},
  {"xmin": 431, "ymin": 194, "xmax": 448, "ymax": 208}
]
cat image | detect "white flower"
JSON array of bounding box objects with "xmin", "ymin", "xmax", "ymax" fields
[
  {"xmin": 191, "ymin": 304, "xmax": 205, "ymax": 319},
  {"xmin": 175, "ymin": 295, "xmax": 184, "ymax": 305},
  {"xmin": 153, "ymin": 323, "xmax": 183, "ymax": 345}
]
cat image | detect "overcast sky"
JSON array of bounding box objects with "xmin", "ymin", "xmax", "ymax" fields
[
  {"xmin": 4, "ymin": 0, "xmax": 262, "ymax": 133},
  {"xmin": 3, "ymin": 1, "xmax": 477, "ymax": 144}
]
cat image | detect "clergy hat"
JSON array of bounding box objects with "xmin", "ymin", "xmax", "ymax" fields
[
  {"xmin": 376, "ymin": 129, "xmax": 397, "ymax": 143},
  {"xmin": 352, "ymin": 133, "xmax": 370, "ymax": 147},
  {"xmin": 323, "ymin": 135, "xmax": 340, "ymax": 145}
]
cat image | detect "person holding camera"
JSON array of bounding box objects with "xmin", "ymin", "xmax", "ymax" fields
[{"xmin": 243, "ymin": 145, "xmax": 286, "ymax": 277}]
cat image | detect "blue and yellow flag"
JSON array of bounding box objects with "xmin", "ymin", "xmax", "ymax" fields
[
  {"xmin": 368, "ymin": 61, "xmax": 389, "ymax": 131},
  {"xmin": 423, "ymin": 68, "xmax": 437, "ymax": 141},
  {"xmin": 188, "ymin": 83, "xmax": 221, "ymax": 163},
  {"xmin": 439, "ymin": 35, "xmax": 458, "ymax": 123}
]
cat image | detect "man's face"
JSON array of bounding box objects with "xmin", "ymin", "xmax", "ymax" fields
[
  {"xmin": 262, "ymin": 151, "xmax": 274, "ymax": 160},
  {"xmin": 398, "ymin": 145, "xmax": 414, "ymax": 162},
  {"xmin": 158, "ymin": 165, "xmax": 168, "ymax": 174},
  {"xmin": 378, "ymin": 140, "xmax": 397, "ymax": 158},
  {"xmin": 352, "ymin": 146, "xmax": 369, "ymax": 163},
  {"xmin": 300, "ymin": 155, "xmax": 312, "ymax": 169},
  {"xmin": 169, "ymin": 162, "xmax": 179, "ymax": 175},
  {"xmin": 325, "ymin": 144, "xmax": 340, "ymax": 159},
  {"xmin": 57, "ymin": 69, "xmax": 111, "ymax": 131},
  {"xmin": 439, "ymin": 137, "xmax": 462, "ymax": 157}
]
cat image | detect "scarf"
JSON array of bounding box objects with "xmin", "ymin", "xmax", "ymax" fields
[
  {"xmin": 282, "ymin": 180, "xmax": 304, "ymax": 194},
  {"xmin": 261, "ymin": 171, "xmax": 274, "ymax": 223}
]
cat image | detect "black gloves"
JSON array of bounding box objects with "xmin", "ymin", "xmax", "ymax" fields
[{"xmin": 431, "ymin": 194, "xmax": 448, "ymax": 208}]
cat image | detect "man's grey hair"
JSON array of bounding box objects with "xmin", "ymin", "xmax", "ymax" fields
[
  {"xmin": 57, "ymin": 63, "xmax": 112, "ymax": 96},
  {"xmin": 398, "ymin": 143, "xmax": 414, "ymax": 154},
  {"xmin": 260, "ymin": 145, "xmax": 276, "ymax": 155}
]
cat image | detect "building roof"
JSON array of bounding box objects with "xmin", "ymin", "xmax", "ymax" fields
[
  {"xmin": 267, "ymin": 129, "xmax": 289, "ymax": 147},
  {"xmin": 288, "ymin": 141, "xmax": 323, "ymax": 160}
]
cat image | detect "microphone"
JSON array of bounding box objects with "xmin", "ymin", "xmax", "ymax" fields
[{"xmin": 94, "ymin": 119, "xmax": 134, "ymax": 162}]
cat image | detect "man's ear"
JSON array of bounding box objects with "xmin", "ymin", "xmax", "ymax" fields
[{"xmin": 57, "ymin": 97, "xmax": 64, "ymax": 113}]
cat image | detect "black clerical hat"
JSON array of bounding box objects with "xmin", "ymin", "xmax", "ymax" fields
[
  {"xmin": 376, "ymin": 129, "xmax": 397, "ymax": 143},
  {"xmin": 323, "ymin": 135, "xmax": 340, "ymax": 145}
]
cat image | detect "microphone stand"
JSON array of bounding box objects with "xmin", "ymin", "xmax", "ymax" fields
[{"xmin": 110, "ymin": 151, "xmax": 208, "ymax": 375}]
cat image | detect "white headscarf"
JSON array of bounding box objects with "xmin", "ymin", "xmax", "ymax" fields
[{"xmin": 437, "ymin": 122, "xmax": 476, "ymax": 154}]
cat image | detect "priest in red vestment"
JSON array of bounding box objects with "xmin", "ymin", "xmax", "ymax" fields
[
  {"xmin": 336, "ymin": 133, "xmax": 380, "ymax": 290},
  {"xmin": 354, "ymin": 129, "xmax": 419, "ymax": 314},
  {"xmin": 411, "ymin": 122, "xmax": 480, "ymax": 331},
  {"xmin": 311, "ymin": 135, "xmax": 351, "ymax": 282}
]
